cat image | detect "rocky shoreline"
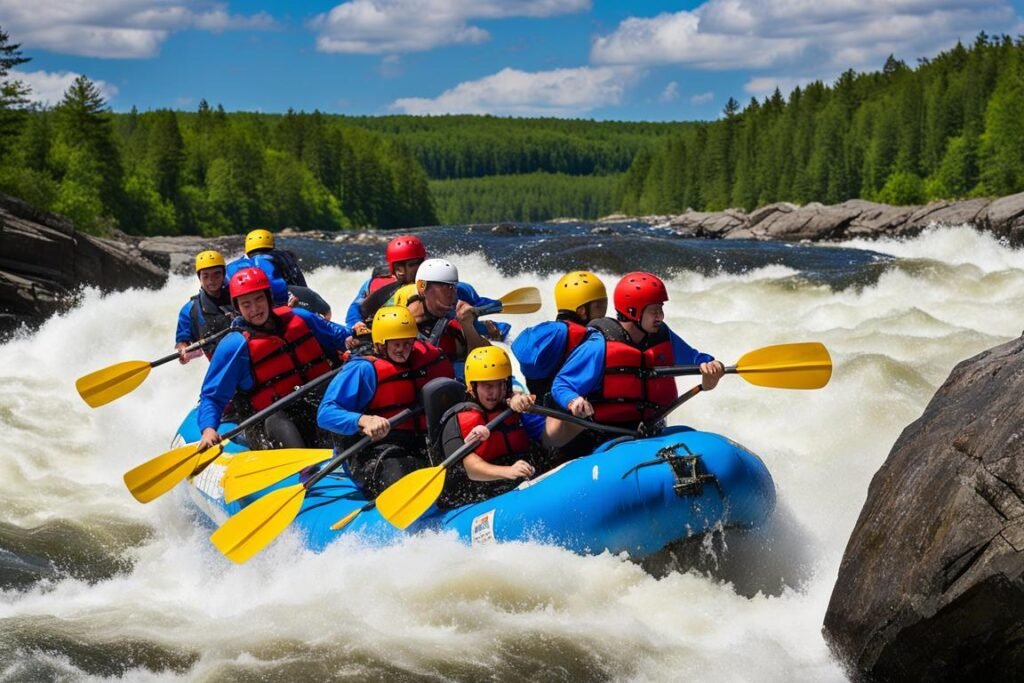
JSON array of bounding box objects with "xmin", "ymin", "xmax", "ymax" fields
[
  {"xmin": 603, "ymin": 192, "xmax": 1024, "ymax": 244},
  {"xmin": 3, "ymin": 191, "xmax": 1024, "ymax": 338}
]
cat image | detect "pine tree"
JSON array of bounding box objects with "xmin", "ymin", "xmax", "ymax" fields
[{"xmin": 0, "ymin": 27, "xmax": 31, "ymax": 157}]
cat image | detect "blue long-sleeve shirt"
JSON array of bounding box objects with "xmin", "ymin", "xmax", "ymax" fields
[
  {"xmin": 317, "ymin": 358, "xmax": 379, "ymax": 436},
  {"xmin": 226, "ymin": 256, "xmax": 289, "ymax": 305},
  {"xmin": 511, "ymin": 320, "xmax": 595, "ymax": 381},
  {"xmin": 550, "ymin": 324, "xmax": 714, "ymax": 410},
  {"xmin": 175, "ymin": 287, "xmax": 230, "ymax": 344},
  {"xmin": 197, "ymin": 308, "xmax": 351, "ymax": 432}
]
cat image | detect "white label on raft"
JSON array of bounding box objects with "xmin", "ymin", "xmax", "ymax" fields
[
  {"xmin": 471, "ymin": 510, "xmax": 496, "ymax": 546},
  {"xmin": 193, "ymin": 461, "xmax": 228, "ymax": 501},
  {"xmin": 592, "ymin": 465, "xmax": 599, "ymax": 480}
]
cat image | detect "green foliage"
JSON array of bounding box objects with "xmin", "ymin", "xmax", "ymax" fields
[
  {"xmin": 619, "ymin": 33, "xmax": 1024, "ymax": 214},
  {"xmin": 876, "ymin": 170, "xmax": 925, "ymax": 205},
  {"xmin": 431, "ymin": 172, "xmax": 621, "ymax": 223},
  {"xmin": 0, "ymin": 26, "xmax": 30, "ymax": 155}
]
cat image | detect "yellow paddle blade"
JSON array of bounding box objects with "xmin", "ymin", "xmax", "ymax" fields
[
  {"xmin": 376, "ymin": 466, "xmax": 447, "ymax": 530},
  {"xmin": 75, "ymin": 360, "xmax": 152, "ymax": 408},
  {"xmin": 497, "ymin": 287, "xmax": 541, "ymax": 314},
  {"xmin": 124, "ymin": 442, "xmax": 223, "ymax": 503},
  {"xmin": 210, "ymin": 484, "xmax": 306, "ymax": 563},
  {"xmin": 735, "ymin": 342, "xmax": 832, "ymax": 390},
  {"xmin": 223, "ymin": 448, "xmax": 332, "ymax": 503},
  {"xmin": 330, "ymin": 506, "xmax": 365, "ymax": 531}
]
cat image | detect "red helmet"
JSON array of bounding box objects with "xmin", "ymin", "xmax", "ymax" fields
[
  {"xmin": 614, "ymin": 271, "xmax": 668, "ymax": 323},
  {"xmin": 386, "ymin": 235, "xmax": 427, "ymax": 274},
  {"xmin": 229, "ymin": 267, "xmax": 271, "ymax": 301}
]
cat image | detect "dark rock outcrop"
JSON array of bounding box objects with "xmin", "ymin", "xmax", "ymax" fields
[
  {"xmin": 823, "ymin": 337, "xmax": 1024, "ymax": 681},
  {"xmin": 0, "ymin": 193, "xmax": 167, "ymax": 338},
  {"xmin": 652, "ymin": 191, "xmax": 1024, "ymax": 245}
]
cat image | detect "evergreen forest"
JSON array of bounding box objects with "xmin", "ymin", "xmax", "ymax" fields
[{"xmin": 0, "ymin": 27, "xmax": 1022, "ymax": 235}]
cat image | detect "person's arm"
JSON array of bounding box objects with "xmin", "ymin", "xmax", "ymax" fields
[
  {"xmin": 550, "ymin": 334, "xmax": 605, "ymax": 411},
  {"xmin": 175, "ymin": 300, "xmax": 195, "ymax": 345},
  {"xmin": 455, "ymin": 301, "xmax": 489, "ymax": 351},
  {"xmin": 345, "ymin": 277, "xmax": 372, "ymax": 327},
  {"xmin": 463, "ymin": 452, "xmax": 534, "ymax": 482},
  {"xmin": 196, "ymin": 334, "xmax": 251, "ymax": 436},
  {"xmin": 668, "ymin": 327, "xmax": 724, "ymax": 390},
  {"xmin": 316, "ymin": 361, "xmax": 378, "ymax": 436},
  {"xmin": 456, "ymin": 281, "xmax": 497, "ymax": 308},
  {"xmin": 295, "ymin": 308, "xmax": 352, "ymax": 355}
]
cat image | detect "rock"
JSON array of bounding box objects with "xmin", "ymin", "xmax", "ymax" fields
[
  {"xmin": 669, "ymin": 209, "xmax": 747, "ymax": 238},
  {"xmin": 823, "ymin": 336, "xmax": 1024, "ymax": 681},
  {"xmin": 0, "ymin": 193, "xmax": 167, "ymax": 338},
  {"xmin": 748, "ymin": 202, "xmax": 861, "ymax": 241},
  {"xmin": 982, "ymin": 192, "xmax": 1024, "ymax": 245}
]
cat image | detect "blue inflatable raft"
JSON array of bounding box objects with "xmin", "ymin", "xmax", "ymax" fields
[{"xmin": 180, "ymin": 408, "xmax": 776, "ymax": 560}]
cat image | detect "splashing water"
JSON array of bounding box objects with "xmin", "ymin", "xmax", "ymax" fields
[{"xmin": 0, "ymin": 224, "xmax": 1019, "ymax": 681}]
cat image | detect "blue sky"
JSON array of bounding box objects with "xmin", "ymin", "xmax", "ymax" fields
[{"xmin": 3, "ymin": 0, "xmax": 1023, "ymax": 121}]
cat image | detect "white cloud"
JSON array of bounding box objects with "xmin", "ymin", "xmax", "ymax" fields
[
  {"xmin": 591, "ymin": 0, "xmax": 1017, "ymax": 75},
  {"xmin": 689, "ymin": 91, "xmax": 714, "ymax": 105},
  {"xmin": 390, "ymin": 65, "xmax": 636, "ymax": 116},
  {"xmin": 658, "ymin": 81, "xmax": 679, "ymax": 102},
  {"xmin": 744, "ymin": 75, "xmax": 828, "ymax": 97},
  {"xmin": 0, "ymin": 1, "xmax": 277, "ymax": 59},
  {"xmin": 310, "ymin": 0, "xmax": 590, "ymax": 54},
  {"xmin": 12, "ymin": 69, "xmax": 119, "ymax": 106}
]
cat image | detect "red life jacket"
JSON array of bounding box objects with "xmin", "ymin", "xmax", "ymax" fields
[
  {"xmin": 368, "ymin": 274, "xmax": 396, "ymax": 293},
  {"xmin": 244, "ymin": 307, "xmax": 335, "ymax": 411},
  {"xmin": 562, "ymin": 318, "xmax": 590, "ymax": 360},
  {"xmin": 365, "ymin": 341, "xmax": 454, "ymax": 432},
  {"xmin": 588, "ymin": 318, "xmax": 677, "ymax": 424},
  {"xmin": 456, "ymin": 405, "xmax": 530, "ymax": 464},
  {"xmin": 420, "ymin": 316, "xmax": 466, "ymax": 361}
]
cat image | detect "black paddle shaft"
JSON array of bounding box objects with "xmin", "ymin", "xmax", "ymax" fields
[
  {"xmin": 303, "ymin": 407, "xmax": 423, "ymax": 490},
  {"xmin": 528, "ymin": 404, "xmax": 639, "ymax": 437},
  {"xmin": 219, "ymin": 365, "xmax": 344, "ymax": 443},
  {"xmin": 151, "ymin": 328, "xmax": 233, "ymax": 369},
  {"xmin": 436, "ymin": 407, "xmax": 515, "ymax": 470}
]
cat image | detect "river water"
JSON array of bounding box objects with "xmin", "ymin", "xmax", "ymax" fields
[{"xmin": 0, "ymin": 222, "xmax": 1020, "ymax": 681}]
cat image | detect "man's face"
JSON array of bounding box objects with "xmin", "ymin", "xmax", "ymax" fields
[
  {"xmin": 393, "ymin": 258, "xmax": 423, "ymax": 284},
  {"xmin": 236, "ymin": 290, "xmax": 270, "ymax": 326},
  {"xmin": 383, "ymin": 338, "xmax": 415, "ymax": 364},
  {"xmin": 199, "ymin": 267, "xmax": 225, "ymax": 296},
  {"xmin": 472, "ymin": 379, "xmax": 507, "ymax": 409},
  {"xmin": 422, "ymin": 281, "xmax": 457, "ymax": 317},
  {"xmin": 639, "ymin": 303, "xmax": 664, "ymax": 335}
]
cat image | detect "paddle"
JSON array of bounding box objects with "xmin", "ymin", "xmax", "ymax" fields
[
  {"xmin": 527, "ymin": 404, "xmax": 639, "ymax": 437},
  {"xmin": 75, "ymin": 328, "xmax": 232, "ymax": 408},
  {"xmin": 650, "ymin": 342, "xmax": 832, "ymax": 390},
  {"xmin": 470, "ymin": 287, "xmax": 541, "ymax": 316},
  {"xmin": 123, "ymin": 365, "xmax": 343, "ymax": 503},
  {"xmin": 375, "ymin": 407, "xmax": 515, "ymax": 531},
  {"xmin": 210, "ymin": 407, "xmax": 421, "ymax": 563}
]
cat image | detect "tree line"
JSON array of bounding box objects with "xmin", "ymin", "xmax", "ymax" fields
[{"xmin": 618, "ymin": 33, "xmax": 1024, "ymax": 215}]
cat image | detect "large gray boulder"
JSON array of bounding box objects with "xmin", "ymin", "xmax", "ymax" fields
[
  {"xmin": 823, "ymin": 336, "xmax": 1024, "ymax": 680},
  {"xmin": 0, "ymin": 193, "xmax": 167, "ymax": 337}
]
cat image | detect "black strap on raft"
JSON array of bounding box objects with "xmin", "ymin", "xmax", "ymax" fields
[{"xmin": 620, "ymin": 442, "xmax": 720, "ymax": 497}]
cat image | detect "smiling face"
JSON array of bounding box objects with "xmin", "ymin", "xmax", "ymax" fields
[
  {"xmin": 198, "ymin": 267, "xmax": 225, "ymax": 297},
  {"xmin": 472, "ymin": 379, "xmax": 507, "ymax": 410},
  {"xmin": 235, "ymin": 290, "xmax": 271, "ymax": 327},
  {"xmin": 382, "ymin": 337, "xmax": 415, "ymax": 364}
]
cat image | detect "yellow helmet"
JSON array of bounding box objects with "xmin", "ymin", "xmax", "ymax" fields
[
  {"xmin": 554, "ymin": 271, "xmax": 606, "ymax": 312},
  {"xmin": 195, "ymin": 250, "xmax": 226, "ymax": 272},
  {"xmin": 244, "ymin": 229, "xmax": 275, "ymax": 255},
  {"xmin": 372, "ymin": 306, "xmax": 418, "ymax": 345},
  {"xmin": 465, "ymin": 346, "xmax": 513, "ymax": 385},
  {"xmin": 391, "ymin": 283, "xmax": 421, "ymax": 308}
]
